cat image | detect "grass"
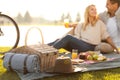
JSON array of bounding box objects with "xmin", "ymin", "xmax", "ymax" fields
[
  {"xmin": 0, "ymin": 47, "xmax": 12, "ymax": 53},
  {"xmin": 0, "ymin": 49, "xmax": 120, "ymax": 80}
]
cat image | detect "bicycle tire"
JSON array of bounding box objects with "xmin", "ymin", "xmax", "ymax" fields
[{"xmin": 0, "ymin": 13, "xmax": 20, "ymax": 54}]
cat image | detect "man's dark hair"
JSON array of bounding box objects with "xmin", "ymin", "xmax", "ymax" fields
[{"xmin": 110, "ymin": 0, "xmax": 120, "ymax": 7}]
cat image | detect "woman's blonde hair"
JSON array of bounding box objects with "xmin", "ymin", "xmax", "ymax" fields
[{"xmin": 83, "ymin": 4, "xmax": 99, "ymax": 30}]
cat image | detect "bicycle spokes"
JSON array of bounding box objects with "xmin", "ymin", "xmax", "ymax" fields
[{"xmin": 0, "ymin": 28, "xmax": 4, "ymax": 36}]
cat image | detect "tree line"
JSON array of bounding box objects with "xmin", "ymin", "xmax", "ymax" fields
[{"xmin": 14, "ymin": 11, "xmax": 81, "ymax": 25}]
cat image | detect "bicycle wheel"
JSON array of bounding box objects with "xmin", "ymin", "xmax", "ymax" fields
[{"xmin": 0, "ymin": 13, "xmax": 20, "ymax": 54}]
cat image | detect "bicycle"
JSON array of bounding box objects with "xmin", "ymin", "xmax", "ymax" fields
[{"xmin": 0, "ymin": 12, "xmax": 20, "ymax": 54}]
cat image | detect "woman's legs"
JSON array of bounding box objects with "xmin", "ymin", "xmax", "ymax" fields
[
  {"xmin": 52, "ymin": 35, "xmax": 71, "ymax": 50},
  {"xmin": 52, "ymin": 35, "xmax": 96, "ymax": 53},
  {"xmin": 69, "ymin": 38, "xmax": 96, "ymax": 53}
]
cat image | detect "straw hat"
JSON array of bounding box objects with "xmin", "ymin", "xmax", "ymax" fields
[{"xmin": 46, "ymin": 56, "xmax": 74, "ymax": 73}]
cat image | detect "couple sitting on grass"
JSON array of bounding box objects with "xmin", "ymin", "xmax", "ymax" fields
[{"xmin": 48, "ymin": 4, "xmax": 120, "ymax": 54}]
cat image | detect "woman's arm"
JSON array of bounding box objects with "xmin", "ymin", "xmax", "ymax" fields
[{"xmin": 106, "ymin": 37, "xmax": 120, "ymax": 54}]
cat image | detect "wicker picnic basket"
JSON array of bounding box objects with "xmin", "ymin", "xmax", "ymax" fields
[{"xmin": 11, "ymin": 27, "xmax": 59, "ymax": 72}]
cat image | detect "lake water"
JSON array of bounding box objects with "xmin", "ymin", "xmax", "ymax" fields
[{"xmin": 0, "ymin": 26, "xmax": 72, "ymax": 46}]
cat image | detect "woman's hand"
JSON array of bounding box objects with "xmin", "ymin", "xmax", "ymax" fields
[{"xmin": 69, "ymin": 23, "xmax": 78, "ymax": 28}]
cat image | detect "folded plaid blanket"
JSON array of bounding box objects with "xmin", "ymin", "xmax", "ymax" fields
[{"xmin": 3, "ymin": 52, "xmax": 40, "ymax": 74}]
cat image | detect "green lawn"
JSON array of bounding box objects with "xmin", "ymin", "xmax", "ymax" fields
[{"xmin": 1, "ymin": 50, "xmax": 120, "ymax": 80}]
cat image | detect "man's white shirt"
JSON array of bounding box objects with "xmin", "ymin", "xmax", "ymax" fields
[{"xmin": 107, "ymin": 16, "xmax": 120, "ymax": 47}]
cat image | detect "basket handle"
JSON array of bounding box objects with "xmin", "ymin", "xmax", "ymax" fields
[{"xmin": 25, "ymin": 27, "xmax": 44, "ymax": 46}]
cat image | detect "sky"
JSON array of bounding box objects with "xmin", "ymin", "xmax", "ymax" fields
[{"xmin": 0, "ymin": 0, "xmax": 107, "ymax": 21}]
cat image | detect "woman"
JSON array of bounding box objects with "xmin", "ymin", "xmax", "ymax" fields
[{"xmin": 50, "ymin": 4, "xmax": 119, "ymax": 54}]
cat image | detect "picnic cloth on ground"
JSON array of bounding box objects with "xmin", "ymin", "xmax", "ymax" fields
[
  {"xmin": 3, "ymin": 52, "xmax": 40, "ymax": 74},
  {"xmin": 16, "ymin": 52, "xmax": 120, "ymax": 80}
]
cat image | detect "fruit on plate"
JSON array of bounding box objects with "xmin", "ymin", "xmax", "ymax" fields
[
  {"xmin": 93, "ymin": 54, "xmax": 99, "ymax": 60},
  {"xmin": 78, "ymin": 51, "xmax": 107, "ymax": 61},
  {"xmin": 97, "ymin": 56, "xmax": 107, "ymax": 61},
  {"xmin": 79, "ymin": 52, "xmax": 89, "ymax": 60},
  {"xmin": 87, "ymin": 55, "xmax": 93, "ymax": 60}
]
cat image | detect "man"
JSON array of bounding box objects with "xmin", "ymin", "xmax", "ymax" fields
[{"xmin": 99, "ymin": 0, "xmax": 120, "ymax": 47}]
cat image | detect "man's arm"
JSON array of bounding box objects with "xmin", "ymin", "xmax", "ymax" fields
[{"xmin": 106, "ymin": 37, "xmax": 120, "ymax": 54}]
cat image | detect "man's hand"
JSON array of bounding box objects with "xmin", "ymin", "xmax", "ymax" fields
[{"xmin": 114, "ymin": 48, "xmax": 120, "ymax": 54}]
